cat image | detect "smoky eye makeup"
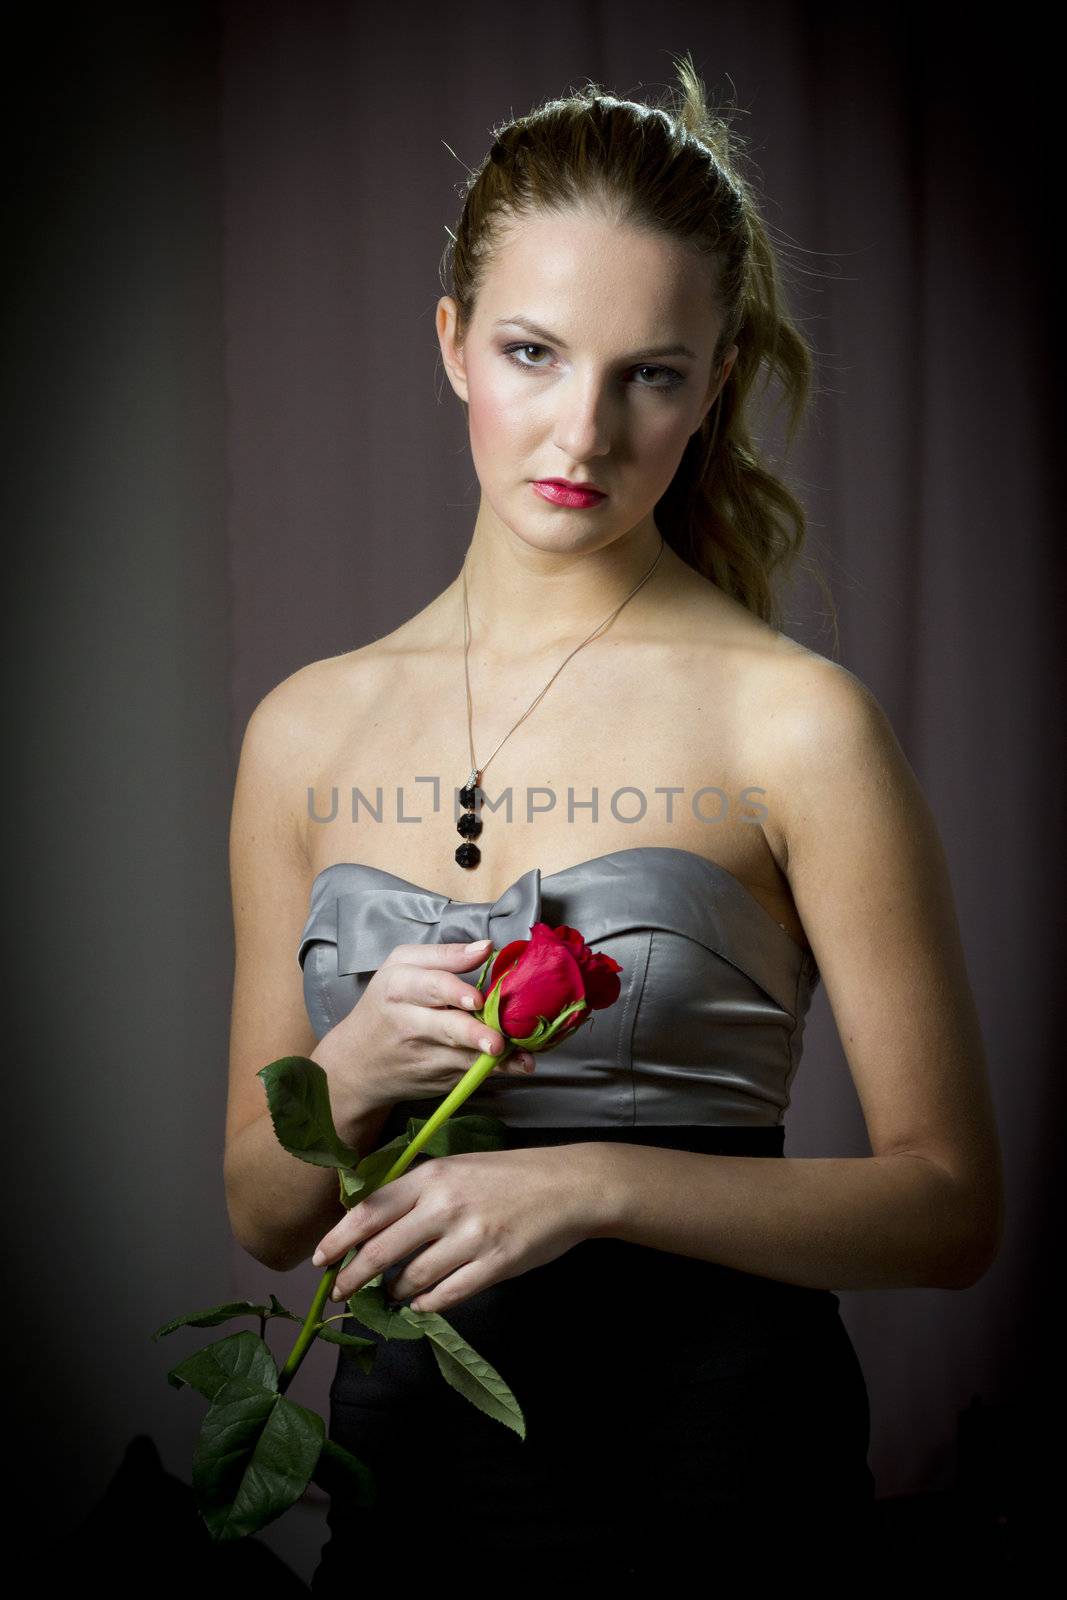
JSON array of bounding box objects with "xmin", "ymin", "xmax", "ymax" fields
[{"xmin": 498, "ymin": 340, "xmax": 687, "ymax": 392}]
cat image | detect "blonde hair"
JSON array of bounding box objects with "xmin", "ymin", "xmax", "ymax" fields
[{"xmin": 439, "ymin": 51, "xmax": 837, "ymax": 647}]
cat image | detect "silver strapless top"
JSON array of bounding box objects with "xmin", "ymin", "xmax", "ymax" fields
[{"xmin": 296, "ymin": 845, "xmax": 820, "ymax": 1128}]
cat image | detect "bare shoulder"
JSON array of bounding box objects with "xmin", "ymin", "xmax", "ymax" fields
[
  {"xmin": 663, "ymin": 578, "xmax": 885, "ymax": 869},
  {"xmin": 740, "ymin": 636, "xmax": 896, "ymax": 872},
  {"xmin": 235, "ymin": 641, "xmax": 391, "ymax": 861},
  {"xmin": 740, "ymin": 631, "xmax": 1003, "ymax": 1283},
  {"xmin": 251, "ymin": 632, "xmax": 407, "ymax": 737},
  {"xmin": 747, "ymin": 631, "xmax": 883, "ymax": 736}
]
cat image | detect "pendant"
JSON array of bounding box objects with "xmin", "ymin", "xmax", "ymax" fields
[{"xmin": 456, "ymin": 766, "xmax": 482, "ymax": 867}]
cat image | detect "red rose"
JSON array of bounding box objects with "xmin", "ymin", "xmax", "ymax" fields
[{"xmin": 482, "ymin": 921, "xmax": 623, "ymax": 1046}]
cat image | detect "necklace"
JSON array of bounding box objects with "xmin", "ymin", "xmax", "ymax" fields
[{"xmin": 455, "ymin": 534, "xmax": 667, "ymax": 869}]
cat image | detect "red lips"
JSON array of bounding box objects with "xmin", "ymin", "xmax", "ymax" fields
[{"xmin": 538, "ymin": 477, "xmax": 606, "ymax": 493}]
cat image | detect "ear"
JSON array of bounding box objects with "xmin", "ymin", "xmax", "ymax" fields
[{"xmin": 436, "ymin": 296, "xmax": 470, "ymax": 402}]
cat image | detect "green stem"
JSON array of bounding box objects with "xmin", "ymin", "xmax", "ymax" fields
[
  {"xmin": 376, "ymin": 1048, "xmax": 503, "ymax": 1184},
  {"xmin": 278, "ymin": 1270, "xmax": 333, "ymax": 1393},
  {"xmin": 276, "ymin": 1045, "xmax": 507, "ymax": 1394}
]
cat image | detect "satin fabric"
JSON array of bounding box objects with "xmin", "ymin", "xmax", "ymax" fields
[
  {"xmin": 296, "ymin": 844, "xmax": 820, "ymax": 1128},
  {"xmin": 297, "ymin": 846, "xmax": 875, "ymax": 1578}
]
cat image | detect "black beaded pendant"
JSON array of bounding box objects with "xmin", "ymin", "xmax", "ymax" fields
[{"xmin": 456, "ymin": 766, "xmax": 483, "ymax": 868}]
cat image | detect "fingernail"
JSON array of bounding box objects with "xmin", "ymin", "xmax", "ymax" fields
[
  {"xmin": 465, "ymin": 939, "xmax": 491, "ymax": 952},
  {"xmin": 480, "ymin": 1035, "xmax": 495, "ymax": 1052},
  {"xmin": 312, "ymin": 1248, "xmax": 325, "ymax": 1266}
]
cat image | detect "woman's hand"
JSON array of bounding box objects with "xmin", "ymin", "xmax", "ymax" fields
[
  {"xmin": 323, "ymin": 938, "xmax": 537, "ymax": 1118},
  {"xmin": 311, "ymin": 1145, "xmax": 607, "ymax": 1314}
]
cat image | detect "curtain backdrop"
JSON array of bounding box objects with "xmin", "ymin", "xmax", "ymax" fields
[{"xmin": 9, "ymin": 0, "xmax": 1058, "ymax": 1583}]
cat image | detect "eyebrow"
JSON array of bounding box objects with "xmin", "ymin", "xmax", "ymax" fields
[{"xmin": 492, "ymin": 315, "xmax": 698, "ymax": 363}]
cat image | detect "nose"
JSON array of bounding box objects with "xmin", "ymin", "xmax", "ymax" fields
[{"xmin": 550, "ymin": 374, "xmax": 614, "ymax": 464}]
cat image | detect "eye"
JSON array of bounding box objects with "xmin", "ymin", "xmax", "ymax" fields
[
  {"xmin": 501, "ymin": 343, "xmax": 685, "ymax": 392},
  {"xmin": 503, "ymin": 342, "xmax": 553, "ymax": 369},
  {"xmin": 632, "ymin": 364, "xmax": 685, "ymax": 391}
]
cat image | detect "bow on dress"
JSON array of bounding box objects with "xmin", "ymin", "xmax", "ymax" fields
[
  {"xmin": 299, "ymin": 850, "xmax": 809, "ymax": 1020},
  {"xmin": 335, "ymin": 866, "xmax": 543, "ymax": 975}
]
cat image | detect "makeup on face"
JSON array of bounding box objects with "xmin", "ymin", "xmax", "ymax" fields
[{"xmin": 530, "ymin": 479, "xmax": 608, "ymax": 509}]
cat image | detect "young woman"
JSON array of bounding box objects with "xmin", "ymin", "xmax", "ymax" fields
[{"xmin": 224, "ymin": 60, "xmax": 1003, "ymax": 1583}]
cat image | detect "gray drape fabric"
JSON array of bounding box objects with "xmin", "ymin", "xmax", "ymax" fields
[
  {"xmin": 10, "ymin": 0, "xmax": 1055, "ymax": 1574},
  {"xmin": 223, "ymin": 5, "xmax": 1057, "ymax": 1512}
]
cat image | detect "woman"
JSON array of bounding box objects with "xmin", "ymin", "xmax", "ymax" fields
[{"xmin": 223, "ymin": 60, "xmax": 1003, "ymax": 1582}]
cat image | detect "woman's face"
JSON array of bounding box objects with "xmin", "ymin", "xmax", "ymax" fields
[{"xmin": 437, "ymin": 204, "xmax": 737, "ymax": 556}]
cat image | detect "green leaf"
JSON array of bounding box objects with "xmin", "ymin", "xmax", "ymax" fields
[
  {"xmin": 342, "ymin": 1275, "xmax": 428, "ymax": 1342},
  {"xmin": 338, "ymin": 1133, "xmax": 413, "ymax": 1207},
  {"xmin": 405, "ymin": 1112, "xmax": 507, "ymax": 1155},
  {"xmin": 152, "ymin": 1294, "xmax": 299, "ymax": 1344},
  {"xmin": 335, "ymin": 1113, "xmax": 507, "ymax": 1209},
  {"xmin": 151, "ymin": 1299, "xmax": 296, "ymax": 1341},
  {"xmin": 311, "ymin": 1436, "xmax": 377, "ymax": 1510},
  {"xmin": 256, "ymin": 1055, "xmax": 364, "ymax": 1169},
  {"xmin": 337, "ymin": 1113, "xmax": 511, "ymax": 1209},
  {"xmin": 338, "ymin": 1168, "xmax": 363, "ymax": 1207},
  {"xmin": 337, "ymin": 1276, "xmax": 528, "ymax": 1442},
  {"xmin": 312, "ymin": 1324, "xmax": 378, "ymax": 1374},
  {"xmin": 167, "ymin": 1329, "xmax": 277, "ymax": 1400},
  {"xmin": 420, "ymin": 1314, "xmax": 526, "ymax": 1439},
  {"xmin": 193, "ymin": 1376, "xmax": 324, "ymax": 1541},
  {"xmin": 265, "ymin": 1293, "xmax": 302, "ymax": 1322}
]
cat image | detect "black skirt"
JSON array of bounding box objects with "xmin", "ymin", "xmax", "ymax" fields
[{"xmin": 310, "ymin": 1124, "xmax": 876, "ymax": 1586}]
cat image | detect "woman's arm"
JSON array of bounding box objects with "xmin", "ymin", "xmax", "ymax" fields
[
  {"xmin": 583, "ymin": 657, "xmax": 1004, "ymax": 1292},
  {"xmin": 225, "ymin": 1036, "xmax": 391, "ymax": 1276},
  {"xmin": 581, "ymin": 1143, "xmax": 989, "ymax": 1290},
  {"xmin": 223, "ymin": 669, "xmax": 393, "ymax": 1273}
]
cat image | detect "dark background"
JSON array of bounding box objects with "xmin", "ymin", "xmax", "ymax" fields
[{"xmin": 5, "ymin": 0, "xmax": 1060, "ymax": 1584}]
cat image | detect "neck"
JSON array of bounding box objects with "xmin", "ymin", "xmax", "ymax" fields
[{"xmin": 457, "ymin": 508, "xmax": 669, "ymax": 663}]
